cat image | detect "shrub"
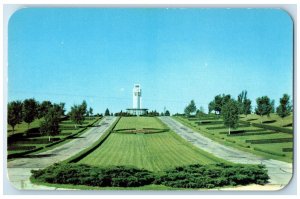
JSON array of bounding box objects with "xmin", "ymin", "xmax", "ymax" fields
[
  {"xmin": 31, "ymin": 163, "xmax": 156, "ymax": 187},
  {"xmin": 31, "ymin": 163, "xmax": 269, "ymax": 189}
]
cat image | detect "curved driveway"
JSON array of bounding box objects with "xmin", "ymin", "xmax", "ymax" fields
[
  {"xmin": 6, "ymin": 116, "xmax": 117, "ymax": 190},
  {"xmin": 159, "ymin": 117, "xmax": 293, "ymax": 187}
]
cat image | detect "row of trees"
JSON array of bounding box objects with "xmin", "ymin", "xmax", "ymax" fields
[
  {"xmin": 185, "ymin": 92, "xmax": 292, "ymax": 134},
  {"xmin": 8, "ymin": 99, "xmax": 95, "ymax": 141},
  {"xmin": 8, "ymin": 98, "xmax": 66, "ymax": 132}
]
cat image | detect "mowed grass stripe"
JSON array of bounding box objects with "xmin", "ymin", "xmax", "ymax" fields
[{"xmin": 79, "ymin": 117, "xmax": 222, "ymax": 171}]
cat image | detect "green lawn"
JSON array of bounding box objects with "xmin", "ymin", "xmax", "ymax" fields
[
  {"xmin": 79, "ymin": 117, "xmax": 222, "ymax": 171},
  {"xmin": 7, "ymin": 117, "xmax": 101, "ymax": 156},
  {"xmin": 114, "ymin": 116, "xmax": 165, "ymax": 130},
  {"xmin": 240, "ymin": 113, "xmax": 293, "ymax": 129},
  {"xmin": 175, "ymin": 115, "xmax": 293, "ymax": 162}
]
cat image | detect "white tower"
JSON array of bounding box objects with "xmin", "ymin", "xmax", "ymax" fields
[{"xmin": 133, "ymin": 84, "xmax": 142, "ymax": 109}]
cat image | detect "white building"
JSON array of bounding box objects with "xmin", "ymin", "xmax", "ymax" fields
[
  {"xmin": 127, "ymin": 84, "xmax": 148, "ymax": 116},
  {"xmin": 133, "ymin": 84, "xmax": 142, "ymax": 109}
]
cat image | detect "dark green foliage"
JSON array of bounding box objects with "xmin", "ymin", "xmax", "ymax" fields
[
  {"xmin": 31, "ymin": 163, "xmax": 269, "ymax": 189},
  {"xmin": 157, "ymin": 163, "xmax": 268, "ymax": 188},
  {"xmin": 37, "ymin": 101, "xmax": 52, "ymax": 118},
  {"xmin": 251, "ymin": 123, "xmax": 293, "ymax": 134},
  {"xmin": 105, "ymin": 108, "xmax": 110, "ymax": 116},
  {"xmin": 31, "ymin": 163, "xmax": 156, "ymax": 187},
  {"xmin": 208, "ymin": 94, "xmax": 231, "ymax": 115},
  {"xmin": 276, "ymin": 94, "xmax": 292, "ymax": 123},
  {"xmin": 246, "ymin": 138, "xmax": 293, "ymax": 144},
  {"xmin": 222, "ymin": 99, "xmax": 239, "ymax": 134},
  {"xmin": 40, "ymin": 107, "xmax": 61, "ymax": 140},
  {"xmin": 69, "ymin": 101, "xmax": 87, "ymax": 128},
  {"xmin": 165, "ymin": 110, "xmax": 170, "ymax": 116},
  {"xmin": 8, "ymin": 100, "xmax": 23, "ymax": 132},
  {"xmin": 22, "ymin": 98, "xmax": 38, "ymax": 129},
  {"xmin": 184, "ymin": 100, "xmax": 197, "ymax": 117},
  {"xmin": 255, "ymin": 96, "xmax": 273, "ymax": 122}
]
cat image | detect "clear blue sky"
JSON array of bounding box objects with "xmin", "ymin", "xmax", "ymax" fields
[{"xmin": 8, "ymin": 8, "xmax": 293, "ymax": 114}]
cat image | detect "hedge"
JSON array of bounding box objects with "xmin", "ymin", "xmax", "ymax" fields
[
  {"xmin": 63, "ymin": 117, "xmax": 121, "ymax": 163},
  {"xmin": 31, "ymin": 163, "xmax": 269, "ymax": 189},
  {"xmin": 282, "ymin": 148, "xmax": 293, "ymax": 152},
  {"xmin": 219, "ymin": 129, "xmax": 267, "ymax": 134},
  {"xmin": 196, "ymin": 121, "xmax": 224, "ymax": 125},
  {"xmin": 246, "ymin": 138, "xmax": 293, "ymax": 144},
  {"xmin": 251, "ymin": 123, "xmax": 293, "ymax": 134},
  {"xmin": 253, "ymin": 147, "xmax": 285, "ymax": 157},
  {"xmin": 8, "ymin": 145, "xmax": 36, "ymax": 151},
  {"xmin": 228, "ymin": 131, "xmax": 277, "ymax": 137}
]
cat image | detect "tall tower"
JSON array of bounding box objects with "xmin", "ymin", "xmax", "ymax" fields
[{"xmin": 133, "ymin": 84, "xmax": 142, "ymax": 109}]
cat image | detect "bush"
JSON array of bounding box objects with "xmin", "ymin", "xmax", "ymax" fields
[
  {"xmin": 157, "ymin": 163, "xmax": 269, "ymax": 188},
  {"xmin": 31, "ymin": 163, "xmax": 269, "ymax": 189},
  {"xmin": 31, "ymin": 163, "xmax": 156, "ymax": 187}
]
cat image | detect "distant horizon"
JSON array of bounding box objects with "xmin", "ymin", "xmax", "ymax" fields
[{"xmin": 8, "ymin": 8, "xmax": 293, "ymax": 114}]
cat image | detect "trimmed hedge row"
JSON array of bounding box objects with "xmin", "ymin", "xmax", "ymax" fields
[
  {"xmin": 31, "ymin": 163, "xmax": 269, "ymax": 188},
  {"xmin": 196, "ymin": 121, "xmax": 224, "ymax": 125},
  {"xmin": 252, "ymin": 123, "xmax": 293, "ymax": 134},
  {"xmin": 246, "ymin": 138, "xmax": 293, "ymax": 144},
  {"xmin": 63, "ymin": 117, "xmax": 121, "ymax": 163},
  {"xmin": 8, "ymin": 145, "xmax": 36, "ymax": 151},
  {"xmin": 282, "ymin": 148, "xmax": 293, "ymax": 152},
  {"xmin": 12, "ymin": 138, "xmax": 61, "ymax": 145},
  {"xmin": 228, "ymin": 131, "xmax": 277, "ymax": 137},
  {"xmin": 253, "ymin": 147, "xmax": 285, "ymax": 157},
  {"xmin": 219, "ymin": 129, "xmax": 268, "ymax": 134}
]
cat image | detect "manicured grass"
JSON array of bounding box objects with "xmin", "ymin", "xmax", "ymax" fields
[
  {"xmin": 79, "ymin": 117, "xmax": 223, "ymax": 171},
  {"xmin": 114, "ymin": 117, "xmax": 165, "ymax": 130},
  {"xmin": 7, "ymin": 117, "xmax": 101, "ymax": 157},
  {"xmin": 240, "ymin": 113, "xmax": 293, "ymax": 129},
  {"xmin": 7, "ymin": 118, "xmax": 44, "ymax": 136},
  {"xmin": 174, "ymin": 116, "xmax": 293, "ymax": 163}
]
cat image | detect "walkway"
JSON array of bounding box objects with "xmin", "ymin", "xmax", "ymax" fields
[
  {"xmin": 159, "ymin": 117, "xmax": 293, "ymax": 187},
  {"xmin": 6, "ymin": 116, "xmax": 117, "ymax": 190}
]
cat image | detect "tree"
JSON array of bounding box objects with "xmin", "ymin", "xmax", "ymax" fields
[
  {"xmin": 165, "ymin": 110, "xmax": 170, "ymax": 116},
  {"xmin": 22, "ymin": 98, "xmax": 38, "ymax": 129},
  {"xmin": 105, "ymin": 108, "xmax": 110, "ymax": 116},
  {"xmin": 69, "ymin": 105, "xmax": 85, "ymax": 129},
  {"xmin": 276, "ymin": 94, "xmax": 292, "ymax": 126},
  {"xmin": 37, "ymin": 101, "xmax": 52, "ymax": 118},
  {"xmin": 255, "ymin": 96, "xmax": 272, "ymax": 123},
  {"xmin": 40, "ymin": 107, "xmax": 60, "ymax": 141},
  {"xmin": 270, "ymin": 100, "xmax": 275, "ymax": 113},
  {"xmin": 208, "ymin": 101, "xmax": 215, "ymax": 114},
  {"xmin": 222, "ymin": 99, "xmax": 239, "ymax": 135},
  {"xmin": 8, "ymin": 101, "xmax": 23, "ymax": 133},
  {"xmin": 243, "ymin": 99, "xmax": 252, "ymax": 117},
  {"xmin": 89, "ymin": 107, "xmax": 93, "ymax": 117},
  {"xmin": 184, "ymin": 100, "xmax": 196, "ymax": 117},
  {"xmin": 80, "ymin": 100, "xmax": 87, "ymax": 116}
]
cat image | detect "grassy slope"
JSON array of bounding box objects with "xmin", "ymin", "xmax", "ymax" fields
[
  {"xmin": 240, "ymin": 113, "xmax": 293, "ymax": 129},
  {"xmin": 7, "ymin": 117, "xmax": 100, "ymax": 155},
  {"xmin": 79, "ymin": 117, "xmax": 223, "ymax": 171},
  {"xmin": 174, "ymin": 116, "xmax": 293, "ymax": 163}
]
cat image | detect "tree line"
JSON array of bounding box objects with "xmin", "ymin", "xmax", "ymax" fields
[
  {"xmin": 184, "ymin": 91, "xmax": 292, "ymax": 134},
  {"xmin": 8, "ymin": 98, "xmax": 94, "ymax": 140}
]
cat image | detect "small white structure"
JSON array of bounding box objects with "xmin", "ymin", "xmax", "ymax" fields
[{"xmin": 127, "ymin": 84, "xmax": 148, "ymax": 116}]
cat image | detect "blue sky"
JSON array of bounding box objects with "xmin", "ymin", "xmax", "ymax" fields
[{"xmin": 8, "ymin": 8, "xmax": 293, "ymax": 114}]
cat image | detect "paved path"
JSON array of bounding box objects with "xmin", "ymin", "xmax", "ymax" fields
[
  {"xmin": 159, "ymin": 117, "xmax": 293, "ymax": 187},
  {"xmin": 6, "ymin": 116, "xmax": 117, "ymax": 190}
]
